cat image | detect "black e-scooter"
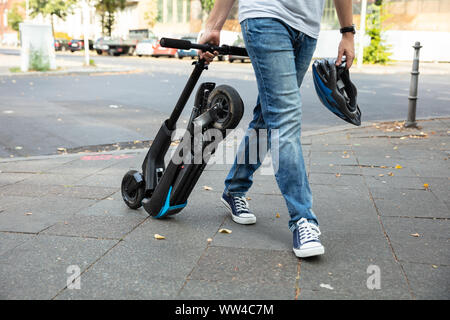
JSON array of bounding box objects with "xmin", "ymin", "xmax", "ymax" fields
[{"xmin": 121, "ymin": 38, "xmax": 248, "ymax": 218}]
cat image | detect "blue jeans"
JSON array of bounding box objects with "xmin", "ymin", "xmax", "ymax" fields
[{"xmin": 224, "ymin": 18, "xmax": 318, "ymax": 231}]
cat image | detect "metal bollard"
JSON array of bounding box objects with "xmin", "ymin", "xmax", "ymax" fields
[{"xmin": 404, "ymin": 41, "xmax": 422, "ymax": 128}]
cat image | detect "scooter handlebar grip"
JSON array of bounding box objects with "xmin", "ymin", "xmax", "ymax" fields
[
  {"xmin": 227, "ymin": 46, "xmax": 248, "ymax": 57},
  {"xmin": 160, "ymin": 38, "xmax": 191, "ymax": 50}
]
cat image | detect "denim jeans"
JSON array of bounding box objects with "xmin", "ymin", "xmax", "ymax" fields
[{"xmin": 224, "ymin": 18, "xmax": 318, "ymax": 231}]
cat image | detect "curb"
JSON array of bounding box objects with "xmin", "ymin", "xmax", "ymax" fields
[
  {"xmin": 0, "ymin": 116, "xmax": 448, "ymax": 164},
  {"xmin": 0, "ymin": 66, "xmax": 140, "ymax": 77}
]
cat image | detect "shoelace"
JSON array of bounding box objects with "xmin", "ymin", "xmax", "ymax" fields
[
  {"xmin": 297, "ymin": 218, "xmax": 321, "ymax": 244},
  {"xmin": 233, "ymin": 196, "xmax": 250, "ymax": 214}
]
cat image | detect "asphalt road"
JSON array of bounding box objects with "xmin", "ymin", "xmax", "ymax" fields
[{"xmin": 1, "ymin": 49, "xmax": 449, "ymax": 158}]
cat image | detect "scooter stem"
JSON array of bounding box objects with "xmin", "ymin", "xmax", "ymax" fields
[{"xmin": 167, "ymin": 59, "xmax": 207, "ymax": 130}]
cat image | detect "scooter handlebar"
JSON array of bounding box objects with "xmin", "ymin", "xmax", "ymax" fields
[
  {"xmin": 160, "ymin": 37, "xmax": 248, "ymax": 57},
  {"xmin": 160, "ymin": 38, "xmax": 191, "ymax": 50}
]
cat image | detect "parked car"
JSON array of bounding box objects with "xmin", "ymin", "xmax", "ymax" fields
[
  {"xmin": 94, "ymin": 37, "xmax": 136, "ymax": 56},
  {"xmin": 152, "ymin": 39, "xmax": 178, "ymax": 58},
  {"xmin": 68, "ymin": 39, "xmax": 94, "ymax": 52},
  {"xmin": 175, "ymin": 36, "xmax": 198, "ymax": 59},
  {"xmin": 54, "ymin": 39, "xmax": 69, "ymax": 51},
  {"xmin": 136, "ymin": 38, "xmax": 157, "ymax": 57},
  {"xmin": 228, "ymin": 34, "xmax": 250, "ymax": 63}
]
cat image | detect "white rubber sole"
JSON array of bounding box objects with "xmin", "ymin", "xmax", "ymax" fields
[
  {"xmin": 221, "ymin": 197, "xmax": 256, "ymax": 225},
  {"xmin": 293, "ymin": 244, "xmax": 325, "ymax": 258}
]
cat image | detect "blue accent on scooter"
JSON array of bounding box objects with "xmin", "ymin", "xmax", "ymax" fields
[{"xmin": 154, "ymin": 186, "xmax": 187, "ymax": 219}]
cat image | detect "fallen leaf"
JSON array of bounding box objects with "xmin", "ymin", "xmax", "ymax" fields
[
  {"xmin": 432, "ymin": 265, "xmax": 438, "ymax": 269},
  {"xmin": 335, "ymin": 173, "xmax": 341, "ymax": 177},
  {"xmin": 154, "ymin": 234, "xmax": 165, "ymax": 240},
  {"xmin": 410, "ymin": 233, "xmax": 420, "ymax": 237},
  {"xmin": 25, "ymin": 212, "xmax": 32, "ymax": 216},
  {"xmin": 203, "ymin": 186, "xmax": 213, "ymax": 191},
  {"xmin": 275, "ymin": 213, "xmax": 280, "ymax": 218},
  {"xmin": 277, "ymin": 263, "xmax": 283, "ymax": 267},
  {"xmin": 393, "ymin": 146, "xmax": 398, "ymax": 150},
  {"xmin": 246, "ymin": 197, "xmax": 251, "ymax": 201},
  {"xmin": 219, "ymin": 228, "xmax": 232, "ymax": 234},
  {"xmin": 388, "ymin": 172, "xmax": 394, "ymax": 176},
  {"xmin": 423, "ymin": 183, "xmax": 429, "ymax": 190},
  {"xmin": 207, "ymin": 238, "xmax": 213, "ymax": 243},
  {"xmin": 395, "ymin": 165, "xmax": 403, "ymax": 169},
  {"xmin": 379, "ymin": 174, "xmax": 384, "ymax": 177},
  {"xmin": 400, "ymin": 136, "xmax": 407, "ymax": 140}
]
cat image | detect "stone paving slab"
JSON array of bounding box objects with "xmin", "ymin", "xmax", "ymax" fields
[
  {"xmin": 0, "ymin": 182, "xmax": 117, "ymax": 200},
  {"xmin": 0, "ymin": 172, "xmax": 35, "ymax": 187},
  {"xmin": 298, "ymin": 257, "xmax": 411, "ymax": 300},
  {"xmin": 189, "ymin": 246, "xmax": 299, "ymax": 285},
  {"xmin": 369, "ymin": 187, "xmax": 449, "ymax": 218},
  {"xmin": 42, "ymin": 214, "xmax": 147, "ymax": 240},
  {"xmin": 401, "ymin": 263, "xmax": 450, "ymax": 300},
  {"xmin": 178, "ymin": 279, "xmax": 297, "ymax": 300},
  {"xmin": 0, "ymin": 232, "xmax": 35, "ymax": 256},
  {"xmin": 0, "ymin": 118, "xmax": 448, "ymax": 299},
  {"xmin": 0, "ymin": 196, "xmax": 96, "ymax": 233},
  {"xmin": 381, "ymin": 216, "xmax": 450, "ymax": 265},
  {"xmin": 0, "ymin": 234, "xmax": 117, "ymax": 299}
]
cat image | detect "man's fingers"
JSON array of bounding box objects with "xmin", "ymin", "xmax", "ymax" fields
[
  {"xmin": 336, "ymin": 49, "xmax": 343, "ymax": 66},
  {"xmin": 346, "ymin": 54, "xmax": 354, "ymax": 69},
  {"xmin": 199, "ymin": 50, "xmax": 218, "ymax": 64}
]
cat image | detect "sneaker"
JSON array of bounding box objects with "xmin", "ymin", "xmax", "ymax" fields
[
  {"xmin": 221, "ymin": 192, "xmax": 256, "ymax": 225},
  {"xmin": 293, "ymin": 218, "xmax": 325, "ymax": 258}
]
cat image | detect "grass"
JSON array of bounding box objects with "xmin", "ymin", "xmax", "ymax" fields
[{"xmin": 9, "ymin": 67, "xmax": 21, "ymax": 73}]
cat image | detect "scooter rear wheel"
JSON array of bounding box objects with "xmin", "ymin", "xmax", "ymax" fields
[
  {"xmin": 206, "ymin": 85, "xmax": 244, "ymax": 130},
  {"xmin": 121, "ymin": 170, "xmax": 145, "ymax": 209}
]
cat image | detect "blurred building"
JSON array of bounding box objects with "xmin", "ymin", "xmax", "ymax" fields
[
  {"xmin": 316, "ymin": 0, "xmax": 450, "ymax": 61},
  {"xmin": 0, "ymin": 0, "xmax": 23, "ymax": 45},
  {"xmin": 1, "ymin": 0, "xmax": 449, "ymax": 61}
]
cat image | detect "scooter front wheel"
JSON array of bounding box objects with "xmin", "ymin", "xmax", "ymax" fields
[
  {"xmin": 121, "ymin": 170, "xmax": 145, "ymax": 209},
  {"xmin": 207, "ymin": 85, "xmax": 244, "ymax": 131}
]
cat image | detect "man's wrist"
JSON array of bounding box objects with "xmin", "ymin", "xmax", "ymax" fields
[
  {"xmin": 340, "ymin": 24, "xmax": 356, "ymax": 35},
  {"xmin": 342, "ymin": 32, "xmax": 355, "ymax": 40}
]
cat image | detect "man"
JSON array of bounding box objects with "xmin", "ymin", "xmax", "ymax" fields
[{"xmin": 199, "ymin": 0, "xmax": 355, "ymax": 258}]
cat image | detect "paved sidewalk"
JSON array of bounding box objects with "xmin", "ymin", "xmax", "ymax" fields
[{"xmin": 0, "ymin": 118, "xmax": 448, "ymax": 300}]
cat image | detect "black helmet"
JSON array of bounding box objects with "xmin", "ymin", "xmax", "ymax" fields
[{"xmin": 312, "ymin": 58, "xmax": 361, "ymax": 126}]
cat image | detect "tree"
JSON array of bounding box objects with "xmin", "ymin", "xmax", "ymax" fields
[
  {"xmin": 95, "ymin": 0, "xmax": 126, "ymax": 36},
  {"xmin": 7, "ymin": 2, "xmax": 25, "ymax": 32},
  {"xmin": 363, "ymin": 2, "xmax": 392, "ymax": 64},
  {"xmin": 29, "ymin": 0, "xmax": 78, "ymax": 36},
  {"xmin": 142, "ymin": 0, "xmax": 158, "ymax": 29},
  {"xmin": 200, "ymin": 0, "xmax": 215, "ymax": 13}
]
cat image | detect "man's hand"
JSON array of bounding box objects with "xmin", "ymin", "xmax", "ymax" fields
[
  {"xmin": 198, "ymin": 29, "xmax": 220, "ymax": 64},
  {"xmin": 336, "ymin": 33, "xmax": 355, "ymax": 69}
]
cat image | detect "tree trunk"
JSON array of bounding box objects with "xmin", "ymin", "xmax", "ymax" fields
[{"xmin": 51, "ymin": 14, "xmax": 55, "ymax": 38}]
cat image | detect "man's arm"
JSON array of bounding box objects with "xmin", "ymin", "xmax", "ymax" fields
[
  {"xmin": 198, "ymin": 0, "xmax": 236, "ymax": 63},
  {"xmin": 334, "ymin": 0, "xmax": 355, "ymax": 68}
]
